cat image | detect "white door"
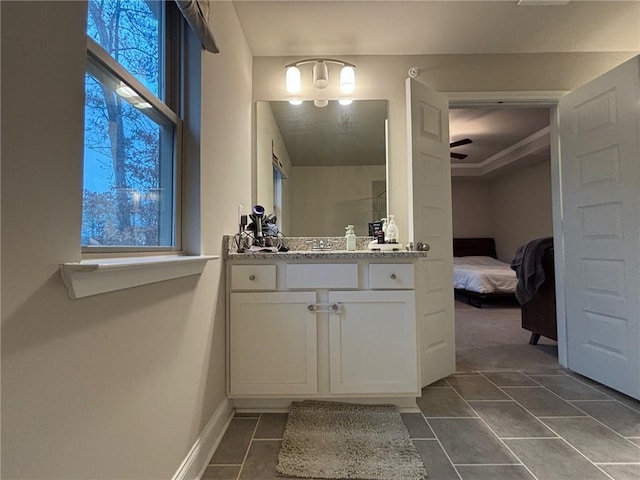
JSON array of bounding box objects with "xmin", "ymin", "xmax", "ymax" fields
[
  {"xmin": 406, "ymin": 78, "xmax": 456, "ymax": 387},
  {"xmin": 229, "ymin": 291, "xmax": 318, "ymax": 395},
  {"xmin": 560, "ymin": 56, "xmax": 640, "ymax": 400},
  {"xmin": 328, "ymin": 290, "xmax": 418, "ymax": 394}
]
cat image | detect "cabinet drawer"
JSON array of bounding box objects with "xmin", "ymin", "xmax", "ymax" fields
[
  {"xmin": 370, "ymin": 264, "xmax": 414, "ymax": 289},
  {"xmin": 231, "ymin": 265, "xmax": 276, "ymax": 291},
  {"xmin": 286, "ymin": 263, "xmax": 358, "ymax": 289}
]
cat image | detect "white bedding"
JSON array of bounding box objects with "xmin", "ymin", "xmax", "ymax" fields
[{"xmin": 453, "ymin": 256, "xmax": 517, "ymax": 294}]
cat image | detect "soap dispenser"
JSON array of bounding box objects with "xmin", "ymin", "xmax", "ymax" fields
[
  {"xmin": 345, "ymin": 225, "xmax": 356, "ymax": 251},
  {"xmin": 386, "ymin": 215, "xmax": 399, "ymax": 244}
]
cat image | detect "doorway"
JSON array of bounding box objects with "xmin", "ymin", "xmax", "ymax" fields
[
  {"xmin": 411, "ymin": 58, "xmax": 640, "ymax": 399},
  {"xmin": 448, "ymin": 105, "xmax": 557, "ymax": 371}
]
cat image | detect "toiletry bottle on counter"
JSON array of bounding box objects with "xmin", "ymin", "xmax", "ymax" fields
[
  {"xmin": 345, "ymin": 225, "xmax": 356, "ymax": 251},
  {"xmin": 386, "ymin": 215, "xmax": 399, "ymax": 243}
]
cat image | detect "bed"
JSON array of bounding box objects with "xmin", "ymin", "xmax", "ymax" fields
[{"xmin": 453, "ymin": 238, "xmax": 517, "ymax": 308}]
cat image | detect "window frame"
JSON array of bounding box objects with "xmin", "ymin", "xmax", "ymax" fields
[{"xmin": 82, "ymin": 2, "xmax": 183, "ymax": 255}]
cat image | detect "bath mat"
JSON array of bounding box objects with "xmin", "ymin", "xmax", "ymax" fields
[{"xmin": 276, "ymin": 400, "xmax": 427, "ymax": 480}]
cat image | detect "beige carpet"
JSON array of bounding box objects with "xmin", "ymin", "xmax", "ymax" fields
[
  {"xmin": 276, "ymin": 400, "xmax": 427, "ymax": 480},
  {"xmin": 455, "ymin": 300, "xmax": 559, "ymax": 371}
]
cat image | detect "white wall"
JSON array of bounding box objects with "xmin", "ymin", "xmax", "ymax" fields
[
  {"xmin": 490, "ymin": 160, "xmax": 553, "ymax": 262},
  {"xmin": 1, "ymin": 2, "xmax": 252, "ymax": 479},
  {"xmin": 287, "ymin": 165, "xmax": 386, "ymax": 237},
  {"xmin": 451, "ymin": 179, "xmax": 493, "ymax": 238},
  {"xmin": 252, "ymin": 52, "xmax": 635, "ymax": 240}
]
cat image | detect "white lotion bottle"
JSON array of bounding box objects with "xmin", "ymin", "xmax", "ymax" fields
[
  {"xmin": 345, "ymin": 225, "xmax": 356, "ymax": 251},
  {"xmin": 385, "ymin": 215, "xmax": 399, "ymax": 244}
]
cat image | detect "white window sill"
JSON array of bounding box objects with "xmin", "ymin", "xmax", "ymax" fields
[{"xmin": 60, "ymin": 255, "xmax": 218, "ymax": 299}]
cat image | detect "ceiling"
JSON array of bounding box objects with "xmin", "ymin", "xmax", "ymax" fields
[
  {"xmin": 269, "ymin": 100, "xmax": 388, "ymax": 167},
  {"xmin": 233, "ymin": 1, "xmax": 640, "ymax": 57},
  {"xmin": 239, "ymin": 1, "xmax": 637, "ymax": 177},
  {"xmin": 449, "ymin": 107, "xmax": 550, "ymax": 164},
  {"xmin": 268, "ymin": 100, "xmax": 549, "ymax": 172}
]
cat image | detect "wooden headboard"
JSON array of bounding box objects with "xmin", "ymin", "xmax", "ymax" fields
[{"xmin": 453, "ymin": 238, "xmax": 497, "ymax": 259}]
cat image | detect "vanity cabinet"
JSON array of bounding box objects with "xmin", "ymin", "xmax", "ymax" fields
[{"xmin": 227, "ymin": 258, "xmax": 420, "ymax": 402}]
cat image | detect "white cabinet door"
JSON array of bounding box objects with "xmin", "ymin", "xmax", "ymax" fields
[
  {"xmin": 560, "ymin": 56, "xmax": 640, "ymax": 399},
  {"xmin": 328, "ymin": 290, "xmax": 418, "ymax": 394},
  {"xmin": 406, "ymin": 78, "xmax": 456, "ymax": 387},
  {"xmin": 230, "ymin": 291, "xmax": 318, "ymax": 395}
]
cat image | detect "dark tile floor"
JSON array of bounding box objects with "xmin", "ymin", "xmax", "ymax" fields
[
  {"xmin": 204, "ymin": 370, "xmax": 640, "ymax": 480},
  {"xmin": 205, "ymin": 304, "xmax": 640, "ymax": 479}
]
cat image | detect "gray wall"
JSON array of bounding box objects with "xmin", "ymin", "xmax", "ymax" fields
[
  {"xmin": 490, "ymin": 160, "xmax": 553, "ymax": 262},
  {"xmin": 451, "ymin": 160, "xmax": 553, "ymax": 262},
  {"xmin": 1, "ymin": 2, "xmax": 252, "ymax": 478},
  {"xmin": 451, "ymin": 180, "xmax": 493, "ymax": 238}
]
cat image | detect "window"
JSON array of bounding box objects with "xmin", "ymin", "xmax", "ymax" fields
[
  {"xmin": 82, "ymin": 0, "xmax": 181, "ymax": 250},
  {"xmin": 273, "ymin": 166, "xmax": 283, "ymax": 228}
]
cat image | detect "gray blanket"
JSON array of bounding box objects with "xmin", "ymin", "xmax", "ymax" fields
[{"xmin": 510, "ymin": 237, "xmax": 554, "ymax": 305}]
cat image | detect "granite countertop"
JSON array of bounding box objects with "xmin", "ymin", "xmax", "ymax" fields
[
  {"xmin": 223, "ymin": 235, "xmax": 429, "ymax": 261},
  {"xmin": 226, "ymin": 249, "xmax": 428, "ymax": 260}
]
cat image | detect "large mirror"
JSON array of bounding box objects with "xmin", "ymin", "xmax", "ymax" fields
[{"xmin": 256, "ymin": 100, "xmax": 388, "ymax": 237}]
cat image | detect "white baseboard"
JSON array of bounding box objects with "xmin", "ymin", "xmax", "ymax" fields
[
  {"xmin": 172, "ymin": 398, "xmax": 234, "ymax": 480},
  {"xmin": 233, "ymin": 396, "xmax": 418, "ymax": 412}
]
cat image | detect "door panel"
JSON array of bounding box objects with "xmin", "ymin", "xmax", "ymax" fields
[
  {"xmin": 560, "ymin": 56, "xmax": 640, "ymax": 399},
  {"xmin": 406, "ymin": 78, "xmax": 456, "ymax": 387},
  {"xmin": 328, "ymin": 290, "xmax": 418, "ymax": 394},
  {"xmin": 229, "ymin": 291, "xmax": 318, "ymax": 395}
]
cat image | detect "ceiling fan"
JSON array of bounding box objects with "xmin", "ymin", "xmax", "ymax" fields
[{"xmin": 450, "ymin": 138, "xmax": 472, "ymax": 160}]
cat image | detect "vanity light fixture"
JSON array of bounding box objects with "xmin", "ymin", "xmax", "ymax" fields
[
  {"xmin": 313, "ymin": 99, "xmax": 329, "ymax": 108},
  {"xmin": 288, "ymin": 99, "xmax": 303, "ymax": 106},
  {"xmin": 285, "ymin": 58, "xmax": 356, "ymax": 94},
  {"xmin": 338, "ymin": 99, "xmax": 353, "ymax": 106}
]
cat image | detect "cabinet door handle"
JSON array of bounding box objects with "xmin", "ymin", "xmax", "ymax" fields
[
  {"xmin": 249, "ymin": 274, "xmax": 256, "ymax": 281},
  {"xmin": 390, "ymin": 273, "xmax": 397, "ymax": 280},
  {"xmin": 307, "ymin": 303, "xmax": 340, "ymax": 313}
]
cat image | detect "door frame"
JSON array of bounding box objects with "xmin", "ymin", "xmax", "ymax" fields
[{"xmin": 444, "ymin": 90, "xmax": 569, "ymax": 366}]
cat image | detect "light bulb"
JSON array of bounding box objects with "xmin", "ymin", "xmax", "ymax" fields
[
  {"xmin": 313, "ymin": 61, "xmax": 329, "ymax": 89},
  {"xmin": 288, "ymin": 99, "xmax": 303, "ymax": 106},
  {"xmin": 286, "ymin": 66, "xmax": 301, "ymax": 94},
  {"xmin": 340, "ymin": 66, "xmax": 355, "ymax": 94},
  {"xmin": 339, "ymin": 99, "xmax": 353, "ymax": 106},
  {"xmin": 314, "ymin": 99, "xmax": 328, "ymax": 108}
]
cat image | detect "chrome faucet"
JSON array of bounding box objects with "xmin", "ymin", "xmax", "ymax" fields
[{"xmin": 309, "ymin": 239, "xmax": 333, "ymax": 251}]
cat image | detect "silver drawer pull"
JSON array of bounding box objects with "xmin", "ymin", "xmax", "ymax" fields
[
  {"xmin": 249, "ymin": 274, "xmax": 256, "ymax": 281},
  {"xmin": 390, "ymin": 273, "xmax": 397, "ymax": 280},
  {"xmin": 307, "ymin": 303, "xmax": 342, "ymax": 313}
]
